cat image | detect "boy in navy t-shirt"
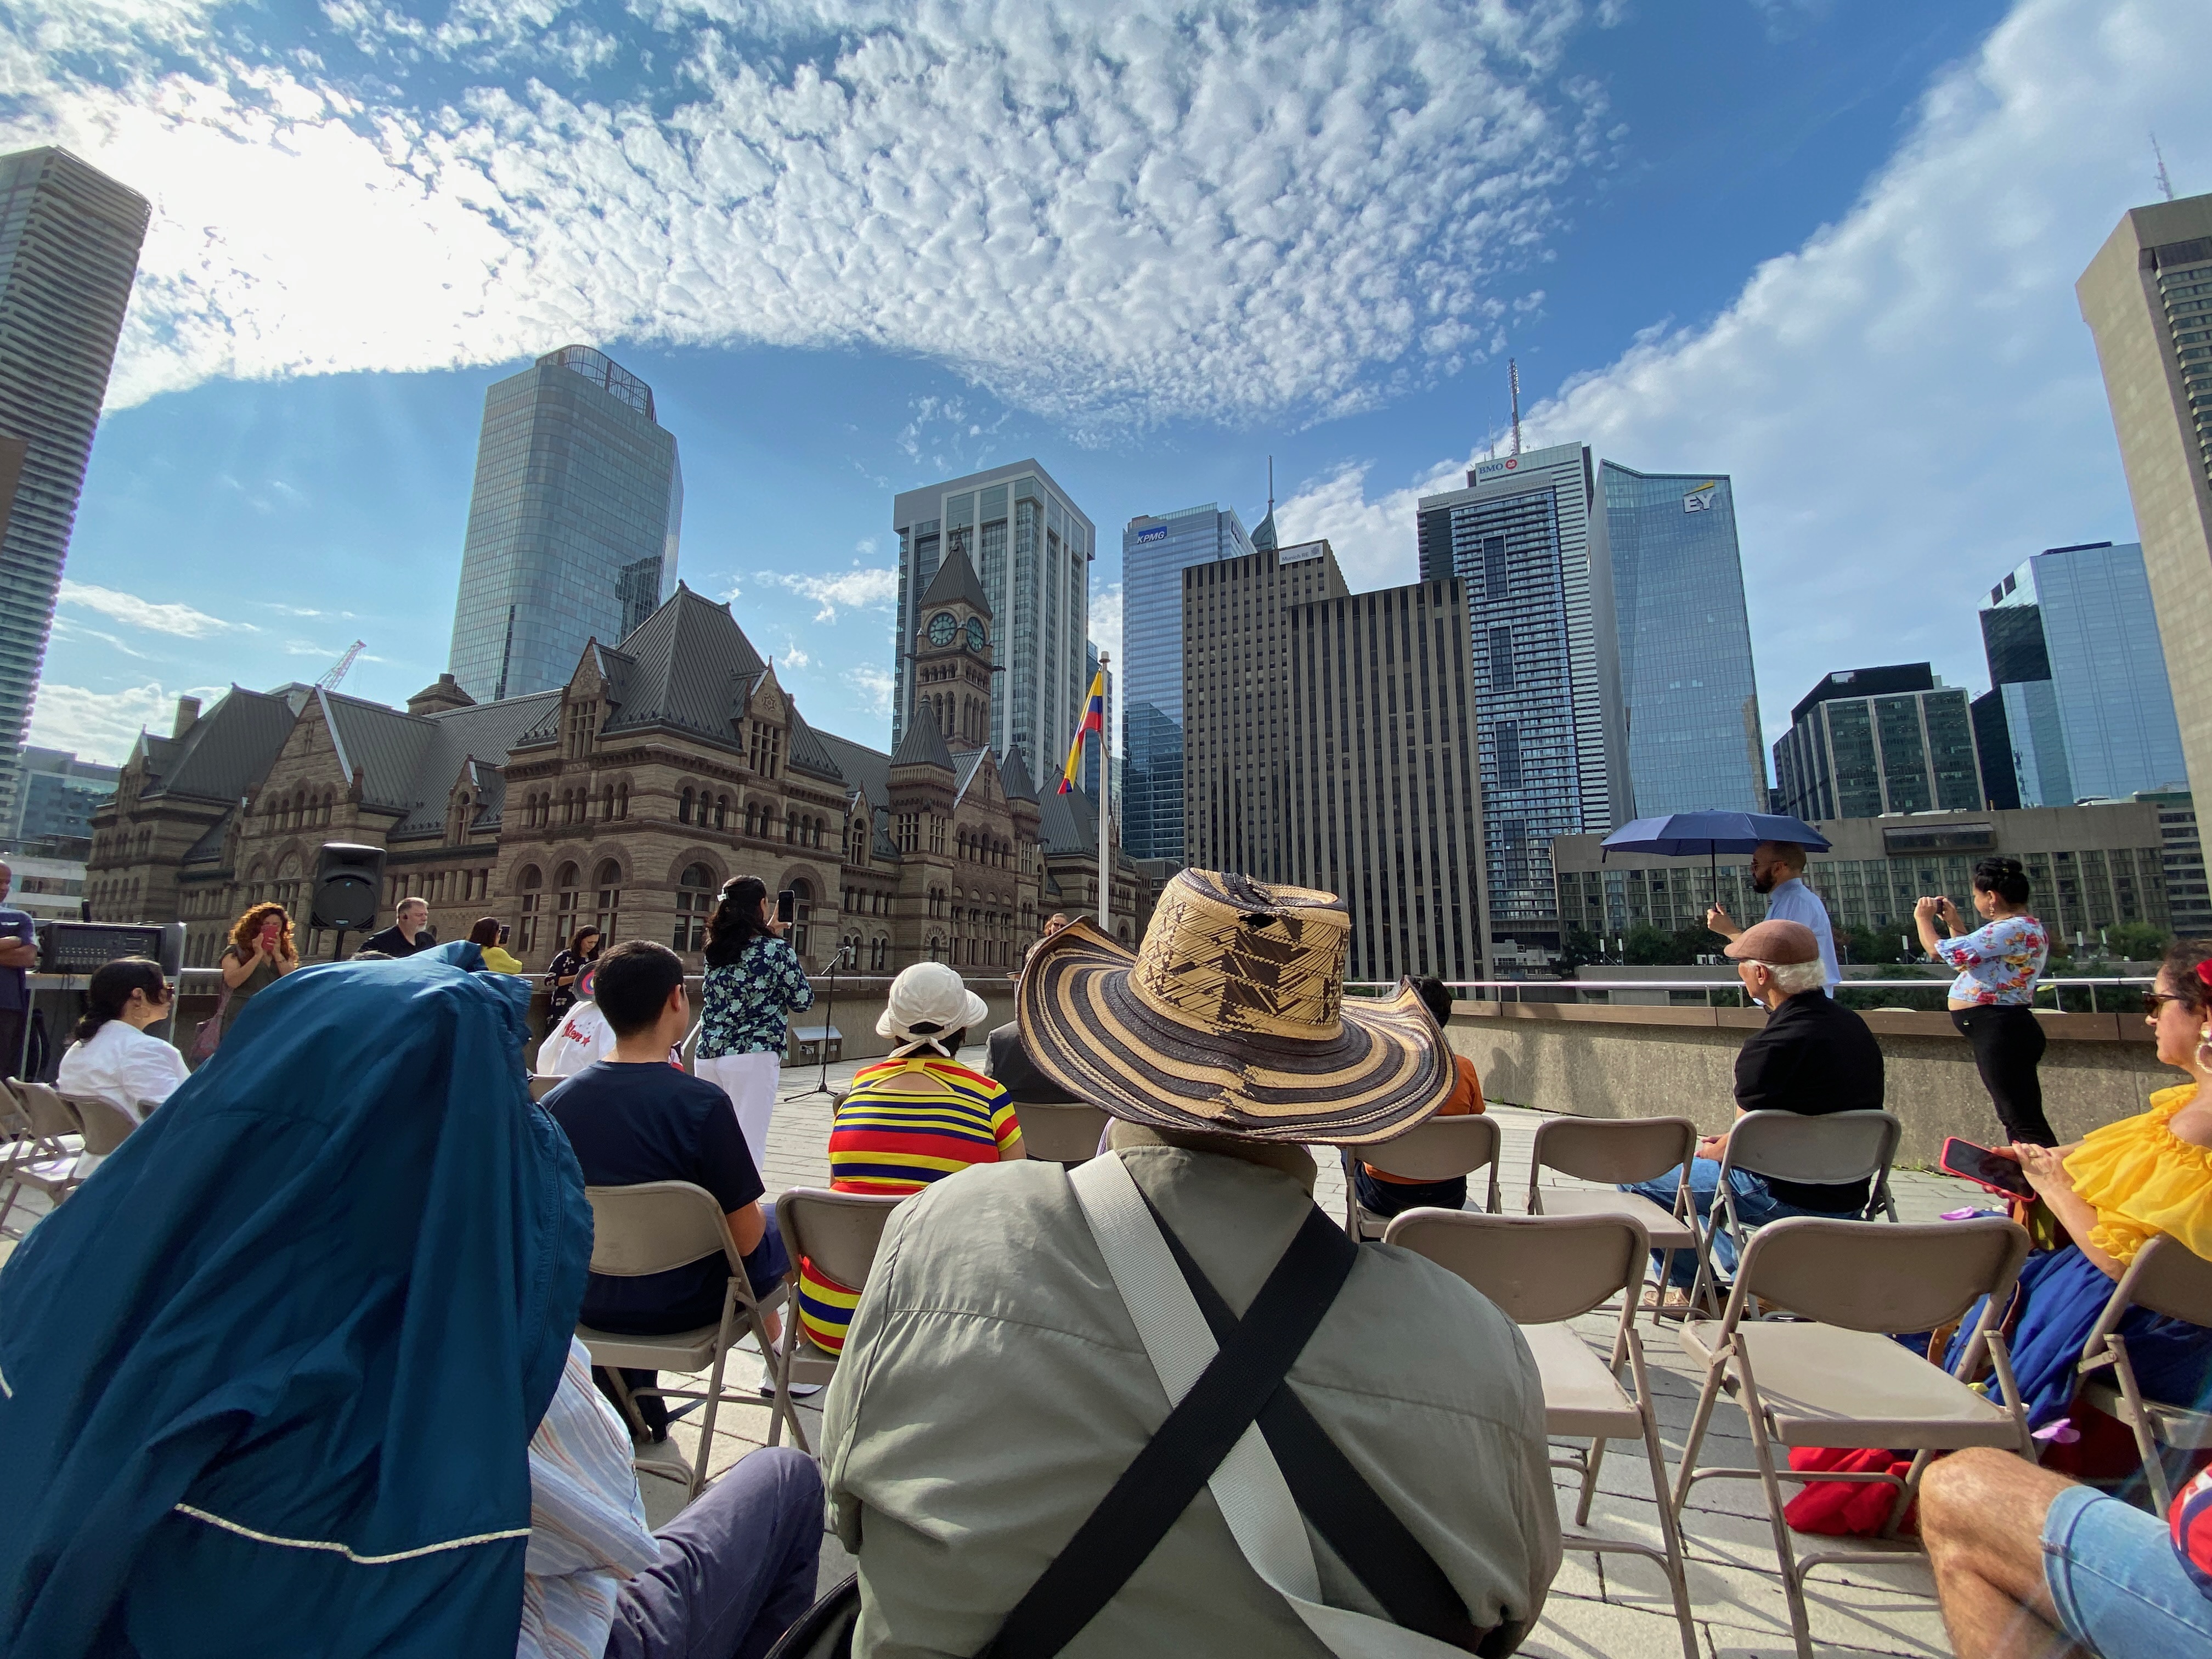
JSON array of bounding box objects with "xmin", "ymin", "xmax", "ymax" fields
[{"xmin": 545, "ymin": 940, "xmax": 791, "ymax": 1437}]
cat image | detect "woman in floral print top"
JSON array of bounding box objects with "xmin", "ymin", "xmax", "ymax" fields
[
  {"xmin": 696, "ymin": 875, "xmax": 814, "ymax": 1168},
  {"xmin": 1916, "ymin": 855, "xmax": 2054, "ymax": 1144}
]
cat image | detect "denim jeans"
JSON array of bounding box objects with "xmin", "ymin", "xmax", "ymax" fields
[{"xmin": 1620, "ymin": 1159, "xmax": 1828, "ymax": 1290}]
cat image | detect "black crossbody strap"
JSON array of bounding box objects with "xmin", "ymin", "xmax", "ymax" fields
[
  {"xmin": 978, "ymin": 1205, "xmax": 1355, "ymax": 1659},
  {"xmin": 1143, "ymin": 1195, "xmax": 1492, "ymax": 1655}
]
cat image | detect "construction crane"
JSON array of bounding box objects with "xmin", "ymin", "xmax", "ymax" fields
[{"xmin": 317, "ymin": 640, "xmax": 366, "ymax": 691}]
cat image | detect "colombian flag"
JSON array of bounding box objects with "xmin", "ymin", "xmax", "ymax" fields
[{"xmin": 1059, "ymin": 670, "xmax": 1107, "ymax": 794}]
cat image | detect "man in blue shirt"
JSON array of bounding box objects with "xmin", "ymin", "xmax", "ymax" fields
[
  {"xmin": 1708, "ymin": 840, "xmax": 1841, "ymax": 995},
  {"xmin": 0, "ymin": 862, "xmax": 40, "ymax": 1076}
]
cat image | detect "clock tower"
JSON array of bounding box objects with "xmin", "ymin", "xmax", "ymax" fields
[{"xmin": 909, "ymin": 543, "xmax": 996, "ymax": 751}]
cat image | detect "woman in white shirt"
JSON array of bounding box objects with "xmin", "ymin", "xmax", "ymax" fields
[{"xmin": 58, "ymin": 956, "xmax": 190, "ymax": 1125}]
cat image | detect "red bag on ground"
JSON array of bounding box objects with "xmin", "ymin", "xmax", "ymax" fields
[{"xmin": 1783, "ymin": 1447, "xmax": 1918, "ymax": 1536}]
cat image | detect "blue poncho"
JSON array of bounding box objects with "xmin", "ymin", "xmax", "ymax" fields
[{"xmin": 0, "ymin": 944, "xmax": 590, "ymax": 1657}]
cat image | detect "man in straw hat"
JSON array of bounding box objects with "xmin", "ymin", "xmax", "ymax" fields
[
  {"xmin": 820, "ymin": 870, "xmax": 1559, "ymax": 1656},
  {"xmin": 1619, "ymin": 918, "xmax": 1886, "ymax": 1306}
]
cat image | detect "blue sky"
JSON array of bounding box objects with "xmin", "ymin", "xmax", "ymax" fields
[{"xmin": 9, "ymin": 0, "xmax": 2208, "ymax": 770}]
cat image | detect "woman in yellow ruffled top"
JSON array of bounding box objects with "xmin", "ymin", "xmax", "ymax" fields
[{"xmin": 1946, "ymin": 941, "xmax": 2212, "ymax": 1426}]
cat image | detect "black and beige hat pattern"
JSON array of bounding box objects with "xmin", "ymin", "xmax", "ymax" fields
[{"xmin": 1017, "ymin": 869, "xmax": 1454, "ymax": 1144}]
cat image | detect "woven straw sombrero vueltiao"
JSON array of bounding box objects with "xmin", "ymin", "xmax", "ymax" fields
[{"xmin": 1016, "ymin": 869, "xmax": 1454, "ymax": 1144}]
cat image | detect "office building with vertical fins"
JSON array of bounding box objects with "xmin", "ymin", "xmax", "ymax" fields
[
  {"xmin": 447, "ymin": 345, "xmax": 682, "ymax": 703},
  {"xmin": 0, "ymin": 148, "xmax": 149, "ymax": 817},
  {"xmin": 1182, "ymin": 538, "xmax": 1487, "ymax": 980},
  {"xmin": 2078, "ymin": 193, "xmax": 2212, "ymax": 800},
  {"xmin": 1119, "ymin": 502, "xmax": 1256, "ymax": 860},
  {"xmin": 1417, "ymin": 442, "xmax": 1628, "ymax": 952},
  {"xmin": 891, "ymin": 461, "xmax": 1093, "ymax": 778},
  {"xmin": 1771, "ymin": 664, "xmax": 1985, "ymax": 821}
]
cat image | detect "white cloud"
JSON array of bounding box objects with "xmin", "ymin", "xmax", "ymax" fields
[
  {"xmin": 26, "ymin": 680, "xmax": 225, "ymax": 766},
  {"xmin": 6, "ymin": 0, "xmax": 1601, "ymax": 428},
  {"xmin": 59, "ymin": 580, "xmax": 253, "ymax": 639},
  {"xmin": 758, "ymin": 566, "xmax": 898, "ymax": 622},
  {"xmin": 1283, "ymin": 0, "xmax": 2212, "ymax": 743},
  {"xmin": 779, "ymin": 637, "xmax": 812, "ymax": 672},
  {"xmin": 850, "ymin": 663, "xmax": 896, "ymax": 719},
  {"xmin": 1088, "ymin": 580, "xmax": 1124, "ymax": 670}
]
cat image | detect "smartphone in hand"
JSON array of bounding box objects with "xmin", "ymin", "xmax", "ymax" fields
[
  {"xmin": 776, "ymin": 889, "xmax": 797, "ymax": 924},
  {"xmin": 1939, "ymin": 1136, "xmax": 2033, "ymax": 1200}
]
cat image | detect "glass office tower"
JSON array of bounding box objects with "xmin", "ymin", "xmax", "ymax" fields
[
  {"xmin": 0, "ymin": 148, "xmax": 149, "ymax": 819},
  {"xmin": 1600, "ymin": 463, "xmax": 1765, "ymax": 814},
  {"xmin": 1119, "ymin": 503, "xmax": 1255, "ymax": 860},
  {"xmin": 892, "ymin": 461, "xmax": 1093, "ymax": 777},
  {"xmin": 1772, "ymin": 664, "xmax": 1984, "ymax": 820},
  {"xmin": 447, "ymin": 346, "xmax": 683, "ymax": 702},
  {"xmin": 1978, "ymin": 541, "xmax": 2187, "ymax": 806}
]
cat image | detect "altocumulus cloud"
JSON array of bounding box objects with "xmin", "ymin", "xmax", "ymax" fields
[
  {"xmin": 758, "ymin": 566, "xmax": 898, "ymax": 623},
  {"xmin": 3, "ymin": 0, "xmax": 1604, "ymax": 429},
  {"xmin": 59, "ymin": 581, "xmax": 252, "ymax": 639}
]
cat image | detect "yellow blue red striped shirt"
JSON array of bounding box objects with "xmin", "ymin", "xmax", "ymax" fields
[{"xmin": 797, "ymin": 1055, "xmax": 1022, "ymax": 1352}]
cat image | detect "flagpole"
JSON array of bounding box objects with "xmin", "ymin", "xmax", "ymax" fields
[{"xmin": 1097, "ymin": 650, "xmax": 1111, "ymax": 937}]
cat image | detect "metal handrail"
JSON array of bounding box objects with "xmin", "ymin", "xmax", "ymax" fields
[{"xmin": 1344, "ymin": 975, "xmax": 2157, "ymax": 1016}]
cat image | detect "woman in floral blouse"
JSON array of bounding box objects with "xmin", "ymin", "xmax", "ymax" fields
[
  {"xmin": 696, "ymin": 874, "xmax": 814, "ymax": 1168},
  {"xmin": 1916, "ymin": 855, "xmax": 2053, "ymax": 1144}
]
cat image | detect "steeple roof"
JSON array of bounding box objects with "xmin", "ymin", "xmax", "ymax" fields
[
  {"xmin": 1251, "ymin": 505, "xmax": 1278, "ymax": 552},
  {"xmin": 890, "ymin": 699, "xmax": 955, "ymax": 771},
  {"xmin": 918, "ymin": 543, "xmax": 993, "ymax": 619},
  {"xmin": 997, "ymin": 744, "xmax": 1039, "ymax": 804}
]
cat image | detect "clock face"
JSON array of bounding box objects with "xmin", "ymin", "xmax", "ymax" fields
[
  {"xmin": 964, "ymin": 617, "xmax": 988, "ymax": 654},
  {"xmin": 928, "ymin": 612, "xmax": 957, "ymax": 647}
]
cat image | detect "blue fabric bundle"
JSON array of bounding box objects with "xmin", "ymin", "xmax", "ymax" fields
[{"xmin": 0, "ymin": 943, "xmax": 590, "ymax": 1657}]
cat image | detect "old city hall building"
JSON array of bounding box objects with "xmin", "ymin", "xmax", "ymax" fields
[{"xmin": 86, "ymin": 557, "xmax": 1147, "ymax": 979}]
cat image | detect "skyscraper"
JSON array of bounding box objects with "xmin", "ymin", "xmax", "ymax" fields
[
  {"xmin": 2078, "ymin": 194, "xmax": 2212, "ymax": 799},
  {"xmin": 1978, "ymin": 541, "xmax": 2187, "ymax": 807},
  {"xmin": 1772, "ymin": 664, "xmax": 1984, "ymax": 821},
  {"xmin": 0, "ymin": 148, "xmax": 149, "ymax": 817},
  {"xmin": 447, "ymin": 345, "xmax": 682, "ymax": 702},
  {"xmin": 1600, "ymin": 463, "xmax": 1765, "ymax": 814},
  {"xmin": 1417, "ymin": 441, "xmax": 1629, "ymax": 950},
  {"xmin": 1119, "ymin": 502, "xmax": 1256, "ymax": 860},
  {"xmin": 891, "ymin": 461, "xmax": 1093, "ymax": 778}
]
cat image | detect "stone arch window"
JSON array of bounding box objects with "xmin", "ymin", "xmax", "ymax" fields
[
  {"xmin": 321, "ymin": 792, "xmax": 334, "ymax": 826},
  {"xmin": 517, "ymin": 865, "xmax": 544, "ymax": 953},
  {"xmin": 679, "ymin": 786, "xmax": 695, "ymax": 825},
  {"xmin": 593, "ymin": 859, "xmax": 623, "ymax": 941},
  {"xmin": 787, "ymin": 877, "xmax": 813, "ymax": 957},
  {"xmin": 928, "ymin": 933, "xmax": 943, "ymax": 962},
  {"xmin": 784, "ymin": 810, "xmax": 796, "ymax": 845},
  {"xmin": 673, "ymin": 862, "xmax": 714, "ymax": 952},
  {"xmin": 714, "ymin": 793, "xmax": 729, "ymax": 831},
  {"xmin": 602, "ymin": 783, "xmax": 616, "ymax": 821},
  {"xmin": 616, "ymin": 783, "xmax": 628, "ymax": 820},
  {"xmin": 555, "ymin": 861, "xmax": 582, "ymax": 939}
]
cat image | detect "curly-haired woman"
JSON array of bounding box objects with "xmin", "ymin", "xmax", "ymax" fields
[{"xmin": 218, "ymin": 901, "xmax": 298, "ymax": 1040}]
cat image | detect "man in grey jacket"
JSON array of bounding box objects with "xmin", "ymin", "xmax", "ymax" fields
[{"xmin": 822, "ymin": 870, "xmax": 1559, "ymax": 1656}]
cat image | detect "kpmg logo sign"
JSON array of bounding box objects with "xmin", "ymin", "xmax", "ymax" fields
[
  {"xmin": 1472, "ymin": 455, "xmax": 1522, "ymax": 484},
  {"xmin": 1133, "ymin": 525, "xmax": 1169, "ymax": 544},
  {"xmin": 1683, "ymin": 481, "xmax": 1720, "ymax": 514}
]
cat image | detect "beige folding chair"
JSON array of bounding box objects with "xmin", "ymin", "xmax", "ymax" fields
[
  {"xmin": 66, "ymin": 1093, "xmax": 141, "ymax": 1159},
  {"xmin": 574, "ymin": 1181, "xmax": 789, "ymax": 1495},
  {"xmin": 1012, "ymin": 1100, "xmax": 1110, "ymax": 1166},
  {"xmin": 527, "ymin": 1074, "xmax": 562, "ymax": 1102},
  {"xmin": 1383, "ymin": 1209, "xmax": 1697, "ymax": 1659},
  {"xmin": 1673, "ymin": 1216, "xmax": 2032, "ymax": 1659},
  {"xmin": 0, "ymin": 1083, "xmax": 87, "ymax": 1238},
  {"xmin": 1526, "ymin": 1116, "xmax": 1705, "ymax": 1324},
  {"xmin": 1339, "ymin": 1114, "xmax": 1501, "ymax": 1238},
  {"xmin": 1687, "ymin": 1108, "xmax": 1901, "ymax": 1311},
  {"xmin": 2072, "ymin": 1233, "xmax": 2212, "ymax": 1515},
  {"xmin": 769, "ymin": 1188, "xmax": 905, "ymax": 1449}
]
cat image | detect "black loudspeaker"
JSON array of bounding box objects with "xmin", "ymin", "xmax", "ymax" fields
[{"xmin": 312, "ymin": 843, "xmax": 386, "ymax": 931}]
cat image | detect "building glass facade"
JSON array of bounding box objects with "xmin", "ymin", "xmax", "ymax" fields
[
  {"xmin": 1600, "ymin": 463, "xmax": 1765, "ymax": 815},
  {"xmin": 1417, "ymin": 442, "xmax": 1629, "ymax": 948},
  {"xmin": 1119, "ymin": 503, "xmax": 1255, "ymax": 860},
  {"xmin": 1772, "ymin": 664, "xmax": 1985, "ymax": 821},
  {"xmin": 447, "ymin": 346, "xmax": 682, "ymax": 702},
  {"xmin": 10, "ymin": 745, "xmax": 116, "ymax": 843},
  {"xmin": 0, "ymin": 148, "xmax": 148, "ymax": 820},
  {"xmin": 1978, "ymin": 541, "xmax": 2186, "ymax": 806},
  {"xmin": 893, "ymin": 461, "xmax": 1092, "ymax": 781}
]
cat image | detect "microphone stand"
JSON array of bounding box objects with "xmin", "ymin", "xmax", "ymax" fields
[{"xmin": 782, "ymin": 942, "xmax": 851, "ymax": 1102}]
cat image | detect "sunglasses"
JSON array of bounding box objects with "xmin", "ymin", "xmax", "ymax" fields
[{"xmin": 2143, "ymin": 991, "xmax": 2185, "ymax": 1015}]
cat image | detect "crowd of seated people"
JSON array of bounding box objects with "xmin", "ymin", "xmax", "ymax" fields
[{"xmin": 5, "ymin": 876, "xmax": 2211, "ymax": 1657}]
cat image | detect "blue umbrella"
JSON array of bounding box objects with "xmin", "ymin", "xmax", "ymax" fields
[{"xmin": 1599, "ymin": 810, "xmax": 1833, "ymax": 913}]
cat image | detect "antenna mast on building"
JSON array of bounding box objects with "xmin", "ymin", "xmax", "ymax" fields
[
  {"xmin": 2153, "ymin": 133, "xmax": 2175, "ymax": 202},
  {"xmin": 318, "ymin": 640, "xmax": 366, "ymax": 691},
  {"xmin": 1509, "ymin": 359, "xmax": 1522, "ymax": 459},
  {"xmin": 1267, "ymin": 455, "xmax": 1274, "ymax": 517}
]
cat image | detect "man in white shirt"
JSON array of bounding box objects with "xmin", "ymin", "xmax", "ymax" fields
[{"xmin": 1708, "ymin": 840, "xmax": 1841, "ymax": 995}]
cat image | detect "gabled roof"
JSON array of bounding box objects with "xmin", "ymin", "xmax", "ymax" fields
[
  {"xmin": 787, "ymin": 710, "xmax": 845, "ymax": 783},
  {"xmin": 138, "ymin": 685, "xmax": 312, "ymax": 805},
  {"xmin": 812, "ymin": 729, "xmax": 891, "ymax": 809},
  {"xmin": 951, "ymin": 747, "xmax": 990, "ymax": 804},
  {"xmin": 890, "ymin": 702, "xmax": 954, "ymax": 771},
  {"xmin": 181, "ymin": 807, "xmax": 234, "ymax": 866},
  {"xmin": 1036, "ymin": 782, "xmax": 1101, "ymax": 856},
  {"xmin": 998, "ymin": 744, "xmax": 1039, "ymax": 804},
  {"xmin": 917, "ymin": 543, "xmax": 993, "ymax": 619},
  {"xmin": 318, "ymin": 685, "xmax": 561, "ymax": 837},
  {"xmin": 595, "ymin": 585, "xmax": 770, "ymax": 748}
]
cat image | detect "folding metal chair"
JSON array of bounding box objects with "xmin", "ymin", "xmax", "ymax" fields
[
  {"xmin": 0, "ymin": 1082, "xmax": 87, "ymax": 1238},
  {"xmin": 1011, "ymin": 1100, "xmax": 1110, "ymax": 1166},
  {"xmin": 574, "ymin": 1181, "xmax": 790, "ymax": 1495},
  {"xmin": 1673, "ymin": 1216, "xmax": 2032, "ymax": 1659},
  {"xmin": 769, "ymin": 1188, "xmax": 905, "ymax": 1449},
  {"xmin": 1525, "ymin": 1115, "xmax": 1705, "ymax": 1324},
  {"xmin": 2072, "ymin": 1233, "xmax": 2212, "ymax": 1515},
  {"xmin": 1686, "ymin": 1108, "xmax": 1901, "ymax": 1311},
  {"xmin": 66, "ymin": 1093, "xmax": 141, "ymax": 1160},
  {"xmin": 1383, "ymin": 1209, "xmax": 1697, "ymax": 1659},
  {"xmin": 1339, "ymin": 1114, "xmax": 1502, "ymax": 1239}
]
